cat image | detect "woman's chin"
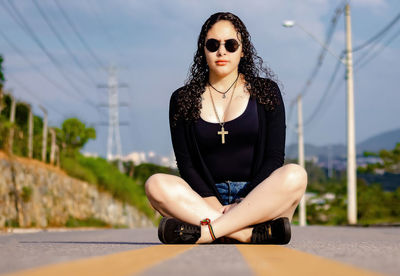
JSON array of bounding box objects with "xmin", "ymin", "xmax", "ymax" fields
[{"xmin": 210, "ymin": 67, "xmax": 237, "ymax": 78}]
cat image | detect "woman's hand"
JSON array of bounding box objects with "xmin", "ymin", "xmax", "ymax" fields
[
  {"xmin": 203, "ymin": 196, "xmax": 223, "ymax": 211},
  {"xmin": 203, "ymin": 196, "xmax": 243, "ymax": 214},
  {"xmin": 219, "ymin": 203, "xmax": 237, "ymax": 214},
  {"xmin": 219, "ymin": 198, "xmax": 243, "ymax": 214}
]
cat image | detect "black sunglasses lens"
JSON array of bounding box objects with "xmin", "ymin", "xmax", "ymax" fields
[
  {"xmin": 206, "ymin": 39, "xmax": 219, "ymax": 52},
  {"xmin": 225, "ymin": 39, "xmax": 239, "ymax": 52},
  {"xmin": 205, "ymin": 39, "xmax": 239, "ymax": 52}
]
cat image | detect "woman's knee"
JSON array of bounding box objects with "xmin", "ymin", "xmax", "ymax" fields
[
  {"xmin": 281, "ymin": 164, "xmax": 308, "ymax": 194},
  {"xmin": 144, "ymin": 173, "xmax": 185, "ymax": 204},
  {"xmin": 145, "ymin": 173, "xmax": 167, "ymax": 202}
]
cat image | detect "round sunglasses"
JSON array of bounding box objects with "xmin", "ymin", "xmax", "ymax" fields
[{"xmin": 205, "ymin": 38, "xmax": 240, "ymax": 53}]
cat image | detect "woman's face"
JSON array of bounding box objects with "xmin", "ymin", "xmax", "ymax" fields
[{"xmin": 204, "ymin": 20, "xmax": 244, "ymax": 78}]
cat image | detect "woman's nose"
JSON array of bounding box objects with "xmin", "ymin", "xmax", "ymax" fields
[{"xmin": 217, "ymin": 44, "xmax": 227, "ymax": 56}]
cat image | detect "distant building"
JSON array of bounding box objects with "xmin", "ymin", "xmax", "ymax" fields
[
  {"xmin": 122, "ymin": 151, "xmax": 177, "ymax": 169},
  {"xmin": 123, "ymin": 151, "xmax": 147, "ymax": 164},
  {"xmin": 82, "ymin": 152, "xmax": 99, "ymax": 158}
]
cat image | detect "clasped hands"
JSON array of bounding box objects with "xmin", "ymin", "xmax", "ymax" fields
[{"xmin": 218, "ymin": 198, "xmax": 243, "ymax": 214}]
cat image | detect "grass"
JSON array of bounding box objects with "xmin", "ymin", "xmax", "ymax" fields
[
  {"xmin": 65, "ymin": 216, "xmax": 110, "ymax": 228},
  {"xmin": 61, "ymin": 154, "xmax": 156, "ymax": 223}
]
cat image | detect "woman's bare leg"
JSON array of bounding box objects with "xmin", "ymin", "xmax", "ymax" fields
[
  {"xmin": 197, "ymin": 164, "xmax": 307, "ymax": 243},
  {"xmin": 145, "ymin": 163, "xmax": 307, "ymax": 243},
  {"xmin": 145, "ymin": 173, "xmax": 249, "ymax": 241},
  {"xmin": 145, "ymin": 173, "xmax": 221, "ymax": 222}
]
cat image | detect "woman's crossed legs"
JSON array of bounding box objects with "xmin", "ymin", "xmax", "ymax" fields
[{"xmin": 145, "ymin": 163, "xmax": 307, "ymax": 244}]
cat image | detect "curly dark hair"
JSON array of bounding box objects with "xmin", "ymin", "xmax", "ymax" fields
[{"xmin": 172, "ymin": 12, "xmax": 281, "ymax": 127}]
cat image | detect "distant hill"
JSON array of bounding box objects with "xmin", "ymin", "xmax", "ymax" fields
[
  {"xmin": 357, "ymin": 128, "xmax": 400, "ymax": 154},
  {"xmin": 286, "ymin": 128, "xmax": 400, "ymax": 159},
  {"xmin": 286, "ymin": 144, "xmax": 346, "ymax": 160}
]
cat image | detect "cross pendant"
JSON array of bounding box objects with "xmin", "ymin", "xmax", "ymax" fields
[{"xmin": 217, "ymin": 126, "xmax": 228, "ymax": 144}]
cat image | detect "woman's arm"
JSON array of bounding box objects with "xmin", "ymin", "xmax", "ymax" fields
[
  {"xmin": 250, "ymin": 81, "xmax": 286, "ymax": 188},
  {"xmin": 203, "ymin": 196, "xmax": 224, "ymax": 210},
  {"xmin": 169, "ymin": 90, "xmax": 216, "ymax": 197}
]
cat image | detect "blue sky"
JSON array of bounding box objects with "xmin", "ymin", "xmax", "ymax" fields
[{"xmin": 1, "ymin": 0, "xmax": 399, "ymax": 157}]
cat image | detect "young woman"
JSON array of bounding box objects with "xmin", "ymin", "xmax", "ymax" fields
[{"xmin": 145, "ymin": 12, "xmax": 307, "ymax": 244}]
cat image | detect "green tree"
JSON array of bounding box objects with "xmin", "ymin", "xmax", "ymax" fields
[
  {"xmin": 132, "ymin": 163, "xmax": 178, "ymax": 185},
  {"xmin": 378, "ymin": 143, "xmax": 400, "ymax": 173},
  {"xmin": 57, "ymin": 118, "xmax": 96, "ymax": 157},
  {"xmin": 361, "ymin": 143, "xmax": 400, "ymax": 173},
  {"xmin": 390, "ymin": 187, "xmax": 400, "ymax": 218},
  {"xmin": 357, "ymin": 179, "xmax": 390, "ymax": 223}
]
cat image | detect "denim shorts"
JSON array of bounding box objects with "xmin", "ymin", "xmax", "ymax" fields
[{"xmin": 215, "ymin": 180, "xmax": 250, "ymax": 206}]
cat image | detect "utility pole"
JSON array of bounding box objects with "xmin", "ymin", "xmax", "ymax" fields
[
  {"xmin": 49, "ymin": 128, "xmax": 56, "ymax": 165},
  {"xmin": 98, "ymin": 66, "xmax": 128, "ymax": 173},
  {"xmin": 297, "ymin": 95, "xmax": 306, "ymax": 226},
  {"xmin": 9, "ymin": 94, "xmax": 16, "ymax": 154},
  {"xmin": 28, "ymin": 104, "xmax": 33, "ymax": 158},
  {"xmin": 39, "ymin": 105, "xmax": 48, "ymax": 162},
  {"xmin": 328, "ymin": 145, "xmax": 333, "ymax": 178},
  {"xmin": 283, "ymin": 6, "xmax": 355, "ymax": 224},
  {"xmin": 345, "ymin": 3, "xmax": 357, "ymax": 225},
  {"xmin": 56, "ymin": 145, "xmax": 60, "ymax": 167}
]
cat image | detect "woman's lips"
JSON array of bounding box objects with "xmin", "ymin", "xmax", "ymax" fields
[{"xmin": 216, "ymin": 60, "xmax": 228, "ymax": 66}]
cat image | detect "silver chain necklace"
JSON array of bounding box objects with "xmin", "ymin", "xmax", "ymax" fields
[{"xmin": 208, "ymin": 73, "xmax": 239, "ymax": 99}]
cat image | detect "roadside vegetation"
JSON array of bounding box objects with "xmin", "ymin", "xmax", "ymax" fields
[
  {"xmin": 0, "ymin": 55, "xmax": 160, "ymax": 226},
  {"xmin": 291, "ymin": 143, "xmax": 400, "ymax": 225}
]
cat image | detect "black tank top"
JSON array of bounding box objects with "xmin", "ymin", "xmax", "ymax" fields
[{"xmin": 194, "ymin": 96, "xmax": 259, "ymax": 182}]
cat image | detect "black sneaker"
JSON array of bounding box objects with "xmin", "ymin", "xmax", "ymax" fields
[
  {"xmin": 250, "ymin": 217, "xmax": 291, "ymax": 244},
  {"xmin": 158, "ymin": 217, "xmax": 201, "ymax": 244}
]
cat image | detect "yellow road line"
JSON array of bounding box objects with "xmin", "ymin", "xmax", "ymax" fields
[
  {"xmin": 236, "ymin": 244, "xmax": 383, "ymax": 276},
  {"xmin": 5, "ymin": 245, "xmax": 195, "ymax": 276}
]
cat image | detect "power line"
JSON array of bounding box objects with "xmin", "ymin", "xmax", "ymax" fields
[
  {"xmin": 84, "ymin": 0, "xmax": 126, "ymax": 62},
  {"xmin": 286, "ymin": 2, "xmax": 346, "ymax": 136},
  {"xmin": 352, "ymin": 12, "xmax": 400, "ymax": 53},
  {"xmin": 0, "ymin": 1, "xmax": 88, "ymax": 92},
  {"xmin": 0, "ymin": 28, "xmax": 95, "ymax": 106},
  {"xmin": 356, "ymin": 27, "xmax": 400, "ymax": 70},
  {"xmin": 0, "ymin": 28, "xmax": 69, "ymax": 97},
  {"xmin": 295, "ymin": 2, "xmax": 345, "ymax": 101},
  {"xmin": 353, "ymin": 14, "xmax": 399, "ymax": 67},
  {"xmin": 7, "ymin": 74, "xmax": 102, "ymax": 131},
  {"xmin": 5, "ymin": 74, "xmax": 65, "ymax": 117},
  {"xmin": 303, "ymin": 52, "xmax": 345, "ymax": 127},
  {"xmin": 32, "ymin": 0, "xmax": 97, "ymax": 87},
  {"xmin": 354, "ymin": 33, "xmax": 387, "ymax": 67},
  {"xmin": 352, "ymin": 12, "xmax": 400, "ymax": 69},
  {"xmin": 2, "ymin": 0, "xmax": 99, "ymax": 110},
  {"xmin": 299, "ymin": 10, "xmax": 400, "ymax": 128},
  {"xmin": 313, "ymin": 77, "xmax": 344, "ymax": 126},
  {"xmin": 53, "ymin": 0, "xmax": 107, "ymax": 72}
]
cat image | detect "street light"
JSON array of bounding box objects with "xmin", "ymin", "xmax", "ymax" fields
[{"xmin": 282, "ymin": 20, "xmax": 345, "ymax": 64}]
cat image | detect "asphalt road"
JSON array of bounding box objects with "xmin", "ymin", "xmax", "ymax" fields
[{"xmin": 0, "ymin": 226, "xmax": 399, "ymax": 276}]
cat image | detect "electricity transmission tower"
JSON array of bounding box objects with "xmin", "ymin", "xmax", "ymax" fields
[{"xmin": 98, "ymin": 66, "xmax": 128, "ymax": 172}]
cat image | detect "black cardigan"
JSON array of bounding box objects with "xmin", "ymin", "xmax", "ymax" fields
[{"xmin": 169, "ymin": 79, "xmax": 286, "ymax": 203}]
